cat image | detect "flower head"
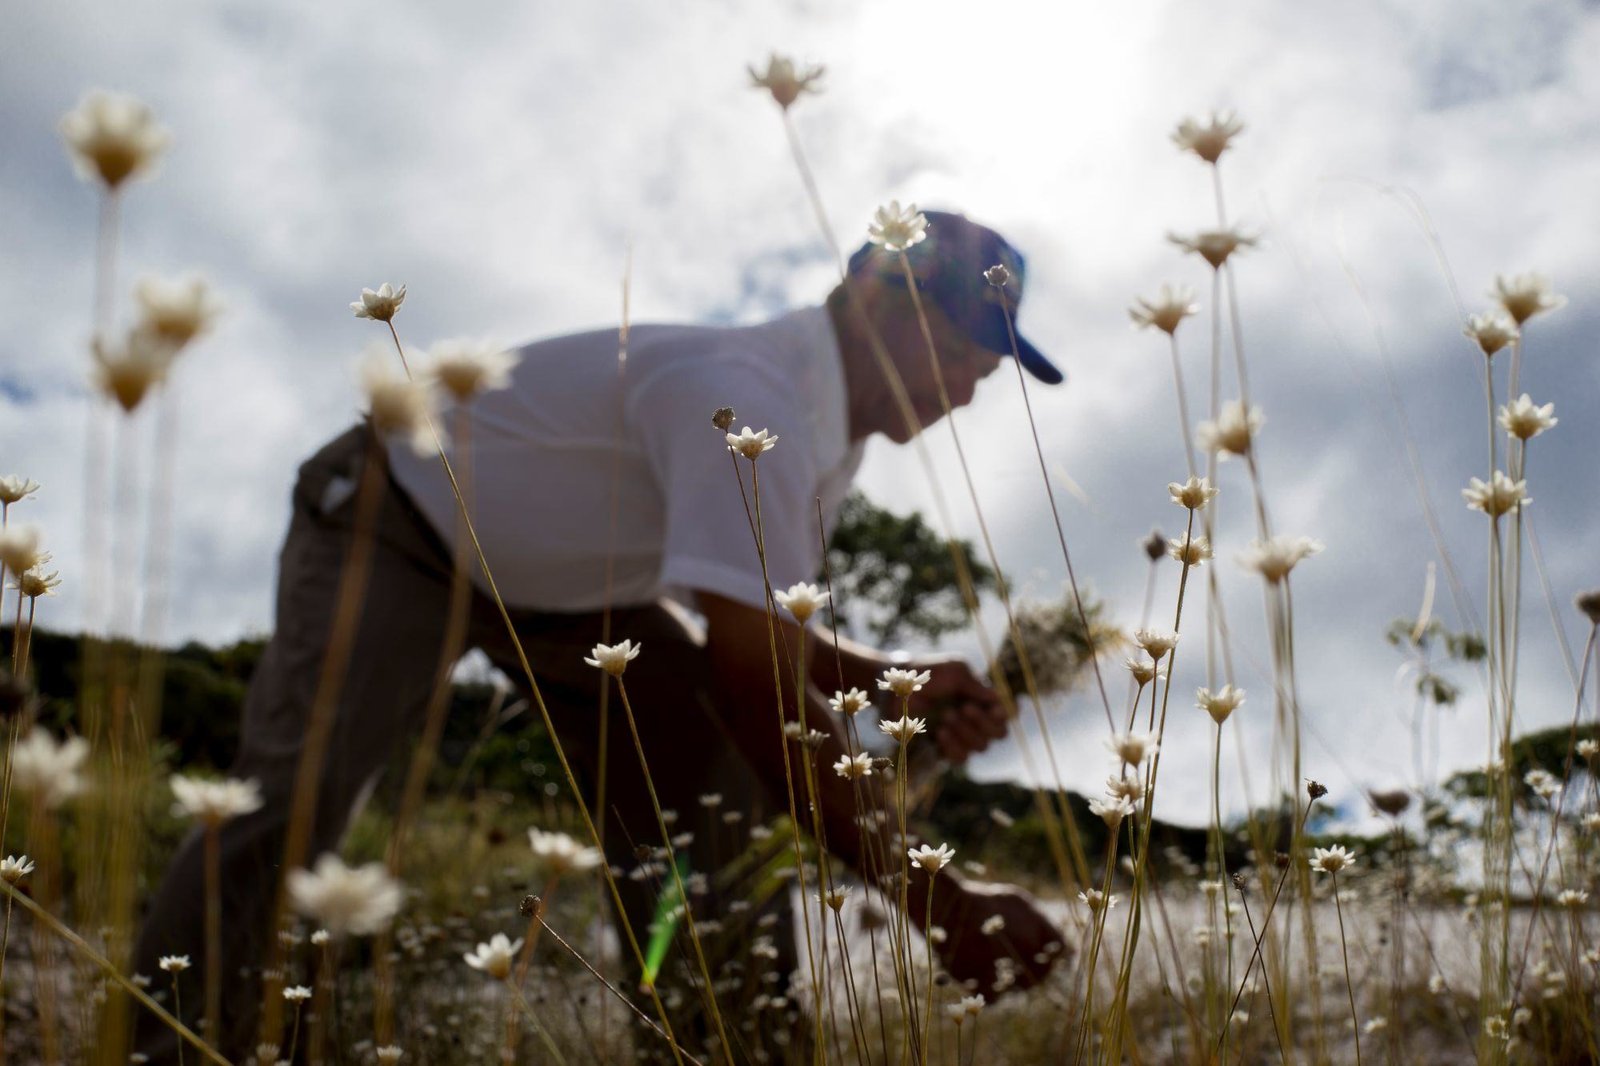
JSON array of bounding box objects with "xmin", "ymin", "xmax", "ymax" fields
[
  {"xmin": 1089, "ymin": 796, "xmax": 1135, "ymax": 827},
  {"xmin": 359, "ymin": 350, "xmax": 437, "ymax": 455},
  {"xmin": 1169, "ymin": 227, "xmax": 1258, "ymax": 270},
  {"xmin": 1576, "ymin": 739, "xmax": 1598, "ymax": 760},
  {"xmin": 1124, "ymin": 657, "xmax": 1166, "ymax": 687},
  {"xmin": 1497, "ymin": 395, "xmax": 1556, "ymax": 441},
  {"xmin": 947, "ymin": 993, "xmax": 986, "ymax": 1021},
  {"xmin": 425, "ymin": 340, "xmax": 519, "ymax": 403},
  {"xmin": 283, "ymin": 985, "xmax": 313, "ymax": 1003},
  {"xmin": 833, "ymin": 752, "xmax": 873, "ymax": 780},
  {"xmin": 1167, "ymin": 533, "xmax": 1212, "ymax": 567},
  {"xmin": 1134, "ymin": 628, "xmax": 1180, "ymax": 660},
  {"xmin": 1078, "ymin": 888, "xmax": 1120, "ymax": 912},
  {"xmin": 878, "ymin": 667, "xmax": 932, "ymax": 698},
  {"xmin": 747, "ymin": 54, "xmax": 824, "ymax": 110},
  {"xmin": 1463, "ymin": 311, "xmax": 1518, "ymax": 358},
  {"xmin": 59, "ymin": 91, "xmax": 170, "ymax": 189},
  {"xmin": 820, "ymin": 885, "xmax": 850, "ymax": 911},
  {"xmin": 1309, "ymin": 845, "xmax": 1355, "ymax": 875},
  {"xmin": 879, "ymin": 715, "xmax": 927, "ymax": 745},
  {"xmin": 464, "ymin": 932, "xmax": 525, "ymax": 979},
  {"xmin": 1129, "ymin": 284, "xmax": 1201, "ymax": 334},
  {"xmin": 1197, "ymin": 684, "xmax": 1245, "ymax": 725},
  {"xmin": 1196, "ymin": 401, "xmax": 1263, "ymax": 458},
  {"xmin": 0, "ymin": 855, "xmax": 35, "ymax": 884},
  {"xmin": 1106, "ymin": 773, "xmax": 1147, "ymax": 805},
  {"xmin": 774, "ymin": 582, "xmax": 829, "ymax": 624},
  {"xmin": 0, "ymin": 527, "xmax": 46, "ymax": 575},
  {"xmin": 93, "ymin": 328, "xmax": 178, "ymax": 412},
  {"xmin": 8, "ymin": 729, "xmax": 89, "ymax": 809},
  {"xmin": 1238, "ymin": 535, "xmax": 1323, "ymax": 583},
  {"xmin": 158, "ymin": 955, "xmax": 191, "ymax": 973},
  {"xmin": 1168, "ymin": 476, "xmax": 1218, "ymax": 510},
  {"xmin": 1171, "ymin": 111, "xmax": 1245, "ymax": 164},
  {"xmin": 908, "ymin": 842, "xmax": 956, "ymax": 873},
  {"xmin": 1462, "ymin": 471, "xmax": 1529, "ymax": 518},
  {"xmin": 528, "ymin": 828, "xmax": 602, "ymax": 876},
  {"xmin": 1106, "ymin": 731, "xmax": 1159, "ymax": 767},
  {"xmin": 726, "ymin": 426, "xmax": 779, "ymax": 460},
  {"xmin": 1492, "ymin": 273, "xmax": 1566, "ymax": 325},
  {"xmin": 12, "ymin": 567, "xmax": 61, "ymax": 600},
  {"xmin": 867, "ymin": 201, "xmax": 928, "ymax": 253},
  {"xmin": 286, "ymin": 853, "xmax": 404, "ymax": 936},
  {"xmin": 170, "ymin": 774, "xmax": 263, "ymax": 826},
  {"xmin": 351, "ymin": 283, "xmax": 407, "ymax": 322},
  {"xmin": 0, "ymin": 477, "xmax": 40, "ymax": 507},
  {"xmin": 828, "ymin": 688, "xmax": 871, "ymax": 716},
  {"xmin": 583, "ymin": 639, "xmax": 641, "ymax": 677},
  {"xmin": 134, "ymin": 276, "xmax": 222, "ymax": 349},
  {"xmin": 1556, "ymin": 889, "xmax": 1589, "ymax": 908}
]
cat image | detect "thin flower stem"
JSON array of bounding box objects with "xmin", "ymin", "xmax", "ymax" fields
[
  {"xmin": 1330, "ymin": 872, "xmax": 1363, "ymax": 1065},
  {"xmin": 203, "ymin": 823, "xmax": 221, "ymax": 1049},
  {"xmin": 921, "ymin": 874, "xmax": 938, "ymax": 1064}
]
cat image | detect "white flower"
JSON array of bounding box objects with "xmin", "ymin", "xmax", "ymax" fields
[
  {"xmin": 1576, "ymin": 739, "xmax": 1598, "ymax": 760},
  {"xmin": 1078, "ymin": 888, "xmax": 1120, "ymax": 912},
  {"xmin": 867, "ymin": 201, "xmax": 929, "ymax": 253},
  {"xmin": 1363, "ymin": 1016, "xmax": 1388, "ymax": 1035},
  {"xmin": 1462, "ymin": 471, "xmax": 1529, "ymax": 518},
  {"xmin": 0, "ymin": 855, "xmax": 36, "ymax": 884},
  {"xmin": 351, "ymin": 283, "xmax": 407, "ymax": 322},
  {"xmin": 819, "ymin": 885, "xmax": 850, "ymax": 911},
  {"xmin": 464, "ymin": 932, "xmax": 525, "ymax": 979},
  {"xmin": 9, "ymin": 729, "xmax": 89, "ymax": 809},
  {"xmin": 1427, "ymin": 974, "xmax": 1447, "ymax": 995},
  {"xmin": 774, "ymin": 582, "xmax": 830, "ymax": 624},
  {"xmin": 726, "ymin": 426, "xmax": 779, "ymax": 460},
  {"xmin": 1129, "ymin": 284, "xmax": 1201, "ymax": 334},
  {"xmin": 583, "ymin": 639, "xmax": 641, "ymax": 677},
  {"xmin": 12, "ymin": 567, "xmax": 62, "ymax": 600},
  {"xmin": 59, "ymin": 91, "xmax": 170, "ymax": 189},
  {"xmin": 698, "ymin": 792, "xmax": 722, "ymax": 808},
  {"xmin": 829, "ymin": 688, "xmax": 871, "ymax": 716},
  {"xmin": 134, "ymin": 276, "xmax": 223, "ymax": 349},
  {"xmin": 283, "ymin": 985, "xmax": 313, "ymax": 1003},
  {"xmin": 1124, "ymin": 657, "xmax": 1165, "ymax": 687},
  {"xmin": 1238, "ymin": 535, "xmax": 1323, "ymax": 583},
  {"xmin": 310, "ymin": 929, "xmax": 330, "ymax": 946},
  {"xmin": 908, "ymin": 842, "xmax": 955, "ymax": 873},
  {"xmin": 980, "ymin": 914, "xmax": 1006, "ymax": 936},
  {"xmin": 1106, "ymin": 731, "xmax": 1159, "ymax": 767},
  {"xmin": 158, "ymin": 955, "xmax": 190, "ymax": 973},
  {"xmin": 1168, "ymin": 476, "xmax": 1218, "ymax": 510},
  {"xmin": 1463, "ymin": 311, "xmax": 1518, "ymax": 358},
  {"xmin": 1492, "ymin": 273, "xmax": 1566, "ymax": 325},
  {"xmin": 92, "ymin": 328, "xmax": 179, "ymax": 413},
  {"xmin": 1196, "ymin": 401, "xmax": 1263, "ymax": 457},
  {"xmin": 1106, "ymin": 773, "xmax": 1147, "ymax": 805},
  {"xmin": 1556, "ymin": 889, "xmax": 1588, "ymax": 908},
  {"xmin": 0, "ymin": 526, "xmax": 46, "ymax": 576},
  {"xmin": 747, "ymin": 53, "xmax": 824, "ymax": 110},
  {"xmin": 1497, "ymin": 395, "xmax": 1557, "ymax": 441},
  {"xmin": 424, "ymin": 340, "xmax": 519, "ymax": 403},
  {"xmin": 1309, "ymin": 845, "xmax": 1355, "ymax": 874},
  {"xmin": 1134, "ymin": 629, "xmax": 1180, "ymax": 660},
  {"xmin": 286, "ymin": 853, "xmax": 404, "ymax": 937},
  {"xmin": 1089, "ymin": 796, "xmax": 1135, "ymax": 827},
  {"xmin": 833, "ymin": 752, "xmax": 873, "ymax": 780},
  {"xmin": 170, "ymin": 775, "xmax": 263, "ymax": 826},
  {"xmin": 0, "ymin": 477, "xmax": 42, "ymax": 506},
  {"xmin": 1171, "ymin": 111, "xmax": 1245, "ymax": 164},
  {"xmin": 879, "ymin": 715, "xmax": 927, "ymax": 744},
  {"xmin": 375, "ymin": 1047, "xmax": 403, "ymax": 1064},
  {"xmin": 528, "ymin": 828, "xmax": 602, "ymax": 876},
  {"xmin": 1167, "ymin": 534, "xmax": 1212, "ymax": 567},
  {"xmin": 878, "ymin": 667, "xmax": 932, "ymax": 698},
  {"xmin": 358, "ymin": 350, "xmax": 437, "ymax": 455},
  {"xmin": 1524, "ymin": 768, "xmax": 1559, "ymax": 800},
  {"xmin": 1197, "ymin": 684, "xmax": 1246, "ymax": 725},
  {"xmin": 1168, "ymin": 227, "xmax": 1258, "ymax": 270}
]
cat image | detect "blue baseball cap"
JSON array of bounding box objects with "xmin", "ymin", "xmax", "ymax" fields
[{"xmin": 846, "ymin": 209, "xmax": 1063, "ymax": 385}]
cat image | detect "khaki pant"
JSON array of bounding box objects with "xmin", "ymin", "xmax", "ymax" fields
[{"xmin": 133, "ymin": 424, "xmax": 789, "ymax": 1062}]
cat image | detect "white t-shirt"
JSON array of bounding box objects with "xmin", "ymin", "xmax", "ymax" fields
[{"xmin": 387, "ymin": 305, "xmax": 865, "ymax": 614}]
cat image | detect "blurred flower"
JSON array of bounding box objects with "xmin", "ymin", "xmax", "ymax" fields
[
  {"xmin": 1089, "ymin": 796, "xmax": 1135, "ymax": 827},
  {"xmin": 1368, "ymin": 788, "xmax": 1410, "ymax": 816},
  {"xmin": 1576, "ymin": 739, "xmax": 1598, "ymax": 760},
  {"xmin": 1462, "ymin": 471, "xmax": 1529, "ymax": 518},
  {"xmin": 908, "ymin": 842, "xmax": 955, "ymax": 873},
  {"xmin": 283, "ymin": 985, "xmax": 313, "ymax": 1003},
  {"xmin": 747, "ymin": 54, "xmax": 824, "ymax": 110},
  {"xmin": 584, "ymin": 639, "xmax": 641, "ymax": 677},
  {"xmin": 12, "ymin": 567, "xmax": 61, "ymax": 600},
  {"xmin": 726, "ymin": 426, "xmax": 778, "ymax": 459},
  {"xmin": 1556, "ymin": 889, "xmax": 1588, "ymax": 908},
  {"xmin": 286, "ymin": 853, "xmax": 403, "ymax": 936},
  {"xmin": 1124, "ymin": 657, "xmax": 1165, "ymax": 687},
  {"xmin": 1168, "ymin": 476, "xmax": 1218, "ymax": 510},
  {"xmin": 981, "ymin": 914, "xmax": 1006, "ymax": 935},
  {"xmin": 820, "ymin": 885, "xmax": 850, "ymax": 911},
  {"xmin": 1171, "ymin": 111, "xmax": 1245, "ymax": 164},
  {"xmin": 1492, "ymin": 273, "xmax": 1566, "ymax": 325},
  {"xmin": 774, "ymin": 582, "xmax": 829, "ymax": 624},
  {"xmin": 351, "ymin": 283, "xmax": 406, "ymax": 322},
  {"xmin": 170, "ymin": 774, "xmax": 263, "ymax": 827},
  {"xmin": 1169, "ymin": 227, "xmax": 1257, "ymax": 269},
  {"xmin": 59, "ymin": 91, "xmax": 170, "ymax": 189},
  {"xmin": 1576, "ymin": 590, "xmax": 1600, "ymax": 626},
  {"xmin": 9, "ymin": 729, "xmax": 89, "ymax": 808},
  {"xmin": 134, "ymin": 276, "xmax": 222, "ymax": 349},
  {"xmin": 0, "ymin": 477, "xmax": 41, "ymax": 506},
  {"xmin": 1129, "ymin": 284, "xmax": 1201, "ymax": 334},
  {"xmin": 1309, "ymin": 845, "xmax": 1355, "ymax": 874},
  {"xmin": 1078, "ymin": 888, "xmax": 1119, "ymax": 912},
  {"xmin": 92, "ymin": 328, "xmax": 178, "ymax": 412},
  {"xmin": 464, "ymin": 932, "xmax": 524, "ymax": 979},
  {"xmin": 1196, "ymin": 401, "xmax": 1263, "ymax": 457},
  {"xmin": 1463, "ymin": 311, "xmax": 1518, "ymax": 358},
  {"xmin": 1168, "ymin": 533, "xmax": 1211, "ymax": 567},
  {"xmin": 879, "ymin": 715, "xmax": 927, "ymax": 744},
  {"xmin": 310, "ymin": 929, "xmax": 330, "ymax": 946},
  {"xmin": 833, "ymin": 752, "xmax": 873, "ymax": 780},
  {"xmin": 376, "ymin": 1047, "xmax": 403, "ymax": 1064},
  {"xmin": 425, "ymin": 340, "xmax": 518, "ymax": 403},
  {"xmin": 1238, "ymin": 535, "xmax": 1323, "ymax": 583},
  {"xmin": 1106, "ymin": 773, "xmax": 1146, "ymax": 805},
  {"xmin": 359, "ymin": 350, "xmax": 437, "ymax": 455},
  {"xmin": 0, "ymin": 855, "xmax": 35, "ymax": 884},
  {"xmin": 528, "ymin": 828, "xmax": 602, "ymax": 876},
  {"xmin": 1134, "ymin": 629, "xmax": 1180, "ymax": 660},
  {"xmin": 1106, "ymin": 731, "xmax": 1159, "ymax": 767},
  {"xmin": 1498, "ymin": 394, "xmax": 1556, "ymax": 441},
  {"xmin": 878, "ymin": 667, "xmax": 932, "ymax": 698},
  {"xmin": 984, "ymin": 264, "xmax": 1012, "ymax": 288},
  {"xmin": 0, "ymin": 527, "xmax": 46, "ymax": 577},
  {"xmin": 867, "ymin": 201, "xmax": 928, "ymax": 253},
  {"xmin": 158, "ymin": 955, "xmax": 190, "ymax": 973},
  {"xmin": 828, "ymin": 688, "xmax": 870, "ymax": 716}
]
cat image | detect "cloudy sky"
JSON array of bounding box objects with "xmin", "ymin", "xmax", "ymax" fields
[{"xmin": 3, "ymin": 0, "xmax": 1597, "ymax": 825}]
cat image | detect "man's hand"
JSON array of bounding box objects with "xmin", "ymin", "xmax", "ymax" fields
[
  {"xmin": 914, "ymin": 654, "xmax": 1008, "ymax": 764},
  {"xmin": 927, "ymin": 878, "xmax": 1065, "ymax": 996}
]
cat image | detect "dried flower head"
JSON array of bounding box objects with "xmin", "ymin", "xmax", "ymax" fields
[
  {"xmin": 867, "ymin": 201, "xmax": 928, "ymax": 253},
  {"xmin": 1168, "ymin": 476, "xmax": 1218, "ymax": 510},
  {"xmin": 1576, "ymin": 590, "xmax": 1600, "ymax": 626},
  {"xmin": 1368, "ymin": 788, "xmax": 1411, "ymax": 817},
  {"xmin": 8, "ymin": 729, "xmax": 89, "ymax": 808},
  {"xmin": 1142, "ymin": 529, "xmax": 1167, "ymax": 562},
  {"xmin": 878, "ymin": 667, "xmax": 932, "ymax": 698},
  {"xmin": 59, "ymin": 91, "xmax": 170, "ymax": 189},
  {"xmin": 583, "ymin": 639, "xmax": 641, "ymax": 677},
  {"xmin": 0, "ymin": 855, "xmax": 35, "ymax": 884},
  {"xmin": 1196, "ymin": 401, "xmax": 1263, "ymax": 458},
  {"xmin": 359, "ymin": 350, "xmax": 436, "ymax": 454},
  {"xmin": 774, "ymin": 581, "xmax": 830, "ymax": 624},
  {"xmin": 92, "ymin": 328, "xmax": 178, "ymax": 412},
  {"xmin": 0, "ymin": 477, "xmax": 40, "ymax": 507},
  {"xmin": 1238, "ymin": 535, "xmax": 1324, "ymax": 583},
  {"xmin": 1497, "ymin": 395, "xmax": 1557, "ymax": 441},
  {"xmin": 1306, "ymin": 780, "xmax": 1329, "ymax": 800},
  {"xmin": 1309, "ymin": 844, "xmax": 1354, "ymax": 874},
  {"xmin": 134, "ymin": 276, "xmax": 223, "ymax": 349},
  {"xmin": 463, "ymin": 932, "xmax": 525, "ymax": 979},
  {"xmin": 1169, "ymin": 227, "xmax": 1258, "ymax": 269},
  {"xmin": 1197, "ymin": 684, "xmax": 1245, "ymax": 725},
  {"xmin": 984, "ymin": 264, "xmax": 1012, "ymax": 288},
  {"xmin": 170, "ymin": 774, "xmax": 264, "ymax": 826},
  {"xmin": 828, "ymin": 688, "xmax": 871, "ymax": 716},
  {"xmin": 1462, "ymin": 471, "xmax": 1529, "ymax": 518},
  {"xmin": 1463, "ymin": 311, "xmax": 1518, "ymax": 358},
  {"xmin": 726, "ymin": 426, "xmax": 779, "ymax": 460},
  {"xmin": 747, "ymin": 54, "xmax": 825, "ymax": 110},
  {"xmin": 711, "ymin": 406, "xmax": 736, "ymax": 431},
  {"xmin": 1171, "ymin": 111, "xmax": 1245, "ymax": 164},
  {"xmin": 1168, "ymin": 533, "xmax": 1212, "ymax": 567},
  {"xmin": 351, "ymin": 283, "xmax": 406, "ymax": 322},
  {"xmin": 833, "ymin": 752, "xmax": 873, "ymax": 780},
  {"xmin": 1106, "ymin": 731, "xmax": 1159, "ymax": 767},
  {"xmin": 908, "ymin": 842, "xmax": 956, "ymax": 873},
  {"xmin": 1492, "ymin": 273, "xmax": 1566, "ymax": 325},
  {"xmin": 425, "ymin": 340, "xmax": 519, "ymax": 403},
  {"xmin": 879, "ymin": 715, "xmax": 928, "ymax": 745},
  {"xmin": 1129, "ymin": 284, "xmax": 1201, "ymax": 334},
  {"xmin": 286, "ymin": 853, "xmax": 404, "ymax": 936},
  {"xmin": 1134, "ymin": 628, "xmax": 1180, "ymax": 660}
]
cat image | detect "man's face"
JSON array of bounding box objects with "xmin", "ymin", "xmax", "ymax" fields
[{"xmin": 877, "ymin": 294, "xmax": 1004, "ymax": 444}]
